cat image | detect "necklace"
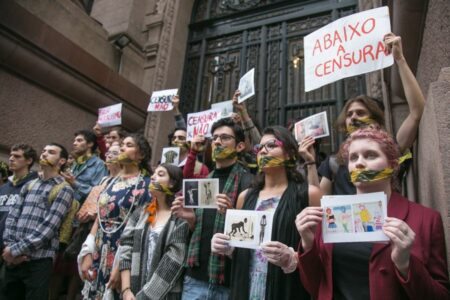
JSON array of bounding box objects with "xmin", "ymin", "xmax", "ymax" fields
[{"xmin": 97, "ymin": 172, "xmax": 142, "ymax": 234}]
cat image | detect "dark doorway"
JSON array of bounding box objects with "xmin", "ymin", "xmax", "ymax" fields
[{"xmin": 180, "ymin": 0, "xmax": 365, "ymax": 153}]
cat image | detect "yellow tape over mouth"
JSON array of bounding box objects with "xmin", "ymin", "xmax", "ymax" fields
[
  {"xmin": 117, "ymin": 153, "xmax": 139, "ymax": 166},
  {"xmin": 350, "ymin": 168, "xmax": 394, "ymax": 183},
  {"xmin": 257, "ymin": 156, "xmax": 296, "ymax": 172},
  {"xmin": 212, "ymin": 146, "xmax": 237, "ymax": 161},
  {"xmin": 149, "ymin": 181, "xmax": 174, "ymax": 196},
  {"xmin": 346, "ymin": 117, "xmax": 377, "ymax": 134}
]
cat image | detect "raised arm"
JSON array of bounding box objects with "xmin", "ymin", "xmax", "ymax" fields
[{"xmin": 384, "ymin": 33, "xmax": 425, "ymax": 153}]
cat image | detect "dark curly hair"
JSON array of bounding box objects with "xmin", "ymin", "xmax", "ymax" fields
[
  {"xmin": 252, "ymin": 126, "xmax": 304, "ymax": 190},
  {"xmin": 158, "ymin": 163, "xmax": 183, "ymax": 206},
  {"xmin": 126, "ymin": 133, "xmax": 153, "ymax": 175}
]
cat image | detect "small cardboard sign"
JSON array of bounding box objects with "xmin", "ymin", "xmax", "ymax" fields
[
  {"xmin": 304, "ymin": 6, "xmax": 393, "ymax": 91},
  {"xmin": 147, "ymin": 89, "xmax": 178, "ymax": 112},
  {"xmin": 161, "ymin": 147, "xmax": 180, "ymax": 165},
  {"xmin": 211, "ymin": 100, "xmax": 234, "ymax": 118},
  {"xmin": 186, "ymin": 108, "xmax": 222, "ymax": 141},
  {"xmin": 225, "ymin": 209, "xmax": 274, "ymax": 249},
  {"xmin": 183, "ymin": 179, "xmax": 219, "ymax": 208},
  {"xmin": 98, "ymin": 103, "xmax": 122, "ymax": 127},
  {"xmin": 321, "ymin": 192, "xmax": 389, "ymax": 243},
  {"xmin": 238, "ymin": 68, "xmax": 255, "ymax": 103},
  {"xmin": 294, "ymin": 111, "xmax": 330, "ymax": 142}
]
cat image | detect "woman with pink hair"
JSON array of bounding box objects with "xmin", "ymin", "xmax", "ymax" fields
[{"xmin": 295, "ymin": 129, "xmax": 449, "ymax": 299}]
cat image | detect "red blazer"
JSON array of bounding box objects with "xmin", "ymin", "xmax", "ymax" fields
[{"xmin": 298, "ymin": 192, "xmax": 449, "ymax": 300}]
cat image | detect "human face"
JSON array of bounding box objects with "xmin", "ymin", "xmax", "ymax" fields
[
  {"xmin": 151, "ymin": 166, "xmax": 172, "ymax": 188},
  {"xmin": 254, "ymin": 134, "xmax": 284, "ymax": 158},
  {"xmin": 345, "ymin": 101, "xmax": 371, "ymax": 129},
  {"xmin": 109, "ymin": 130, "xmax": 121, "ymax": 143},
  {"xmin": 348, "ymin": 139, "xmax": 390, "ymax": 187},
  {"xmin": 105, "ymin": 144, "xmax": 120, "ymax": 164},
  {"xmin": 73, "ymin": 135, "xmax": 90, "ymax": 156},
  {"xmin": 172, "ymin": 130, "xmax": 187, "ymax": 144},
  {"xmin": 211, "ymin": 126, "xmax": 237, "ymax": 151},
  {"xmin": 9, "ymin": 150, "xmax": 31, "ymax": 173},
  {"xmin": 105, "ymin": 134, "xmax": 112, "ymax": 145},
  {"xmin": 120, "ymin": 137, "xmax": 142, "ymax": 162},
  {"xmin": 40, "ymin": 145, "xmax": 65, "ymax": 169}
]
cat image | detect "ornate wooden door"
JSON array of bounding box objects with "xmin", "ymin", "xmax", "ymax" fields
[{"xmin": 180, "ymin": 0, "xmax": 364, "ymax": 152}]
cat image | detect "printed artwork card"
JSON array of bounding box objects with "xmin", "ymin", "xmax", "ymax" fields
[
  {"xmin": 238, "ymin": 68, "xmax": 255, "ymax": 103},
  {"xmin": 224, "ymin": 209, "xmax": 274, "ymax": 249},
  {"xmin": 160, "ymin": 147, "xmax": 180, "ymax": 165},
  {"xmin": 294, "ymin": 111, "xmax": 330, "ymax": 142},
  {"xmin": 183, "ymin": 178, "xmax": 219, "ymax": 208},
  {"xmin": 321, "ymin": 192, "xmax": 389, "ymax": 243}
]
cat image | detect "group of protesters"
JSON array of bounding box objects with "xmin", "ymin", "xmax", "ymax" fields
[{"xmin": 0, "ymin": 33, "xmax": 448, "ymax": 300}]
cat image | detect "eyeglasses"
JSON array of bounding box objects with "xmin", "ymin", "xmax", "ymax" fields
[
  {"xmin": 172, "ymin": 135, "xmax": 187, "ymax": 141},
  {"xmin": 106, "ymin": 150, "xmax": 120, "ymax": 156},
  {"xmin": 211, "ymin": 134, "xmax": 236, "ymax": 143},
  {"xmin": 253, "ymin": 139, "xmax": 283, "ymax": 153}
]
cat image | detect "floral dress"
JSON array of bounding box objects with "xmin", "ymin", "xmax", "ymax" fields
[
  {"xmin": 88, "ymin": 175, "xmax": 151, "ymax": 300},
  {"xmin": 249, "ymin": 196, "xmax": 280, "ymax": 300}
]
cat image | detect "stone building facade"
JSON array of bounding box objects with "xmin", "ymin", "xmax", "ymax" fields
[{"xmin": 0, "ymin": 0, "xmax": 449, "ymax": 268}]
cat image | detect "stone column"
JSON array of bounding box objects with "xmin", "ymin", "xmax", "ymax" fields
[{"xmin": 417, "ymin": 67, "xmax": 450, "ymax": 271}]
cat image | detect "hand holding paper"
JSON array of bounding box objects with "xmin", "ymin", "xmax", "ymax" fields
[{"xmin": 295, "ymin": 207, "xmax": 323, "ymax": 252}]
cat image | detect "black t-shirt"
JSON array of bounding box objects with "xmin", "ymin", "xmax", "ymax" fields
[
  {"xmin": 186, "ymin": 163, "xmax": 253, "ymax": 285},
  {"xmin": 318, "ymin": 156, "xmax": 356, "ymax": 195},
  {"xmin": 333, "ymin": 242, "xmax": 372, "ymax": 300}
]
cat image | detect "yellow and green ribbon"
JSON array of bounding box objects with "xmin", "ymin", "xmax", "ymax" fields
[
  {"xmin": 350, "ymin": 167, "xmax": 394, "ymax": 183},
  {"xmin": 212, "ymin": 146, "xmax": 237, "ymax": 161},
  {"xmin": 149, "ymin": 181, "xmax": 174, "ymax": 196},
  {"xmin": 117, "ymin": 153, "xmax": 139, "ymax": 166},
  {"xmin": 346, "ymin": 117, "xmax": 377, "ymax": 134},
  {"xmin": 257, "ymin": 156, "xmax": 296, "ymax": 172}
]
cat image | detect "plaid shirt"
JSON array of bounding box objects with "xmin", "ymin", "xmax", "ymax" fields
[{"xmin": 3, "ymin": 175, "xmax": 73, "ymax": 260}]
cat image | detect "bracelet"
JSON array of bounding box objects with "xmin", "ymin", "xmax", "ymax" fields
[
  {"xmin": 121, "ymin": 287, "xmax": 131, "ymax": 297},
  {"xmin": 281, "ymin": 247, "xmax": 298, "ymax": 274},
  {"xmin": 304, "ymin": 161, "xmax": 316, "ymax": 166}
]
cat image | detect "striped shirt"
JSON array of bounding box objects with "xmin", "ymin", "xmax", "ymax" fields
[{"xmin": 3, "ymin": 175, "xmax": 73, "ymax": 260}]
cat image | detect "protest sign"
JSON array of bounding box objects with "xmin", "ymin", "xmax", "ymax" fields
[
  {"xmin": 161, "ymin": 147, "xmax": 180, "ymax": 166},
  {"xmin": 225, "ymin": 209, "xmax": 274, "ymax": 249},
  {"xmin": 294, "ymin": 111, "xmax": 329, "ymax": 142},
  {"xmin": 211, "ymin": 100, "xmax": 233, "ymax": 118},
  {"xmin": 238, "ymin": 68, "xmax": 255, "ymax": 103},
  {"xmin": 98, "ymin": 103, "xmax": 122, "ymax": 127},
  {"xmin": 321, "ymin": 192, "xmax": 389, "ymax": 243},
  {"xmin": 304, "ymin": 6, "xmax": 393, "ymax": 92},
  {"xmin": 186, "ymin": 108, "xmax": 222, "ymax": 141},
  {"xmin": 147, "ymin": 89, "xmax": 178, "ymax": 111}
]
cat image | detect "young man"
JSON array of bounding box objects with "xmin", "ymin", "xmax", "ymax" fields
[
  {"xmin": 170, "ymin": 127, "xmax": 209, "ymax": 178},
  {"xmin": 62, "ymin": 130, "xmax": 107, "ymax": 204},
  {"xmin": 172, "ymin": 117, "xmax": 253, "ymax": 299},
  {"xmin": 0, "ymin": 144, "xmax": 38, "ymax": 250},
  {"xmin": 2, "ymin": 143, "xmax": 73, "ymax": 299}
]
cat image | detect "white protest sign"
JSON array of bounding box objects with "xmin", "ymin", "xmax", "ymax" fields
[
  {"xmin": 211, "ymin": 100, "xmax": 233, "ymax": 118},
  {"xmin": 304, "ymin": 6, "xmax": 393, "ymax": 92},
  {"xmin": 186, "ymin": 108, "xmax": 222, "ymax": 141},
  {"xmin": 321, "ymin": 192, "xmax": 389, "ymax": 243},
  {"xmin": 238, "ymin": 68, "xmax": 255, "ymax": 103},
  {"xmin": 147, "ymin": 89, "xmax": 178, "ymax": 112},
  {"xmin": 98, "ymin": 103, "xmax": 122, "ymax": 127}
]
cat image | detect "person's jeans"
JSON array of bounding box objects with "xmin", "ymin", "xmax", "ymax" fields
[
  {"xmin": 3, "ymin": 257, "xmax": 53, "ymax": 300},
  {"xmin": 182, "ymin": 275, "xmax": 230, "ymax": 300}
]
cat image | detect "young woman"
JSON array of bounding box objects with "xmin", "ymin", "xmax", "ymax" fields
[
  {"xmin": 211, "ymin": 126, "xmax": 322, "ymax": 299},
  {"xmin": 296, "ymin": 129, "xmax": 449, "ymax": 299},
  {"xmin": 79, "ymin": 134, "xmax": 152, "ymax": 299},
  {"xmin": 300, "ymin": 33, "xmax": 425, "ymax": 195},
  {"xmin": 119, "ymin": 163, "xmax": 189, "ymax": 300}
]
